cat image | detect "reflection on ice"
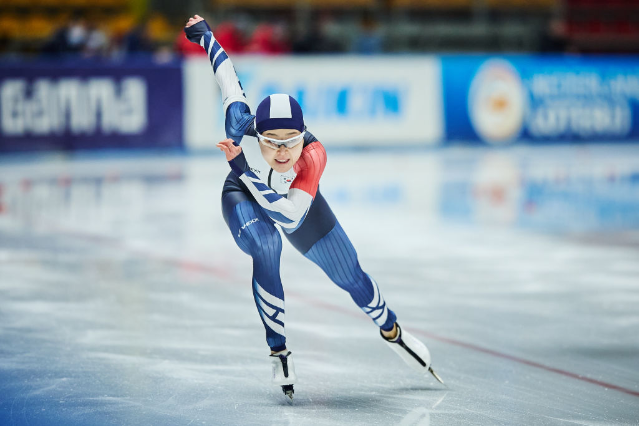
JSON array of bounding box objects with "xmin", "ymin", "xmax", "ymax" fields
[
  {"xmin": 398, "ymin": 393, "xmax": 447, "ymax": 426},
  {"xmin": 0, "ymin": 145, "xmax": 637, "ymax": 236}
]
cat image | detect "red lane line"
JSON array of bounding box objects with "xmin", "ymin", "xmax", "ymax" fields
[
  {"xmin": 46, "ymin": 228, "xmax": 640, "ymax": 398},
  {"xmin": 43, "ymin": 226, "xmax": 232, "ymax": 279},
  {"xmin": 284, "ymin": 289, "xmax": 639, "ymax": 398},
  {"xmin": 405, "ymin": 329, "xmax": 639, "ymax": 398}
]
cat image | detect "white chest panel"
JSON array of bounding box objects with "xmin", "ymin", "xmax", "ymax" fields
[{"xmin": 241, "ymin": 136, "xmax": 297, "ymax": 195}]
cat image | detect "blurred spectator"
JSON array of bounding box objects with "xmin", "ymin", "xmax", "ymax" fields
[
  {"xmin": 153, "ymin": 44, "xmax": 176, "ymax": 63},
  {"xmin": 352, "ymin": 14, "xmax": 382, "ymax": 54},
  {"xmin": 245, "ymin": 23, "xmax": 290, "ymax": 55},
  {"xmin": 42, "ymin": 13, "xmax": 88, "ymax": 57},
  {"xmin": 174, "ymin": 31, "xmax": 207, "ymax": 57},
  {"xmin": 122, "ymin": 19, "xmax": 153, "ymax": 56},
  {"xmin": 83, "ymin": 23, "xmax": 109, "ymax": 57},
  {"xmin": 293, "ymin": 15, "xmax": 343, "ymax": 54},
  {"xmin": 215, "ymin": 22, "xmax": 246, "ymax": 53},
  {"xmin": 539, "ymin": 18, "xmax": 569, "ymax": 52},
  {"xmin": 175, "ymin": 20, "xmax": 245, "ymax": 57}
]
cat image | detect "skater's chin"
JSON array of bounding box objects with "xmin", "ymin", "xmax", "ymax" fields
[{"xmin": 272, "ymin": 159, "xmax": 292, "ymax": 173}]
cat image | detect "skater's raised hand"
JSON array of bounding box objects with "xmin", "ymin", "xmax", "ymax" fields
[
  {"xmin": 217, "ymin": 138, "xmax": 242, "ymax": 161},
  {"xmin": 185, "ymin": 15, "xmax": 204, "ymax": 28},
  {"xmin": 184, "ymin": 15, "xmax": 210, "ymax": 43}
]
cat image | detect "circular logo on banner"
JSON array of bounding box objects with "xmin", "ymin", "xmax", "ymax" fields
[{"xmin": 468, "ymin": 59, "xmax": 526, "ymax": 144}]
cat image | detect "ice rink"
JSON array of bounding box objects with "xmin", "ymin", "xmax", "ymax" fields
[{"xmin": 0, "ymin": 144, "xmax": 638, "ymax": 425}]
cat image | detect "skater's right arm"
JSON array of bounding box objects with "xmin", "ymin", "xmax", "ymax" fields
[{"xmin": 184, "ymin": 15, "xmax": 253, "ymax": 145}]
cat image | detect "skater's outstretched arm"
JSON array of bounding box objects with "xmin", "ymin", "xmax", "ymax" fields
[
  {"xmin": 184, "ymin": 15, "xmax": 254, "ymax": 145},
  {"xmin": 217, "ymin": 139, "xmax": 327, "ymax": 232}
]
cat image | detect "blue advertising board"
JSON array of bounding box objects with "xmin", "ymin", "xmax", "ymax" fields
[
  {"xmin": 442, "ymin": 55, "xmax": 639, "ymax": 145},
  {"xmin": 0, "ymin": 61, "xmax": 183, "ymax": 152}
]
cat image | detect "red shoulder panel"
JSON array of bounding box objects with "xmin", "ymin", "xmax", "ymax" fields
[{"xmin": 291, "ymin": 141, "xmax": 327, "ymax": 199}]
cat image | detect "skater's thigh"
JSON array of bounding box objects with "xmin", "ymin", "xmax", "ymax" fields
[
  {"xmin": 284, "ymin": 190, "xmax": 337, "ymax": 255},
  {"xmin": 222, "ymin": 190, "xmax": 281, "ymax": 256},
  {"xmin": 304, "ymin": 220, "xmax": 363, "ymax": 283}
]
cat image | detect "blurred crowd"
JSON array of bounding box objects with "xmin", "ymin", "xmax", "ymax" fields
[
  {"xmin": 175, "ymin": 13, "xmax": 381, "ymax": 57},
  {"xmin": 40, "ymin": 13, "xmax": 145, "ymax": 58},
  {"xmin": 0, "ymin": 11, "xmax": 180, "ymax": 61},
  {"xmin": 0, "ymin": 11, "xmax": 381, "ymax": 61},
  {"xmin": 0, "ymin": 0, "xmax": 636, "ymax": 61}
]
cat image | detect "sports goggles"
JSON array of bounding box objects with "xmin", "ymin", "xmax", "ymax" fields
[{"xmin": 257, "ymin": 131, "xmax": 305, "ymax": 150}]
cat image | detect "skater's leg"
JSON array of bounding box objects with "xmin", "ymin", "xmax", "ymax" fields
[
  {"xmin": 284, "ymin": 191, "xmax": 397, "ymax": 332},
  {"xmin": 222, "ymin": 191, "xmax": 287, "ymax": 352},
  {"xmin": 304, "ymin": 221, "xmax": 398, "ymax": 331},
  {"xmin": 284, "ymin": 193, "xmax": 438, "ymax": 379}
]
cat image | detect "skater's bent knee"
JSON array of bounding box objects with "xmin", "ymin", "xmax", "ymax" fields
[{"xmin": 249, "ymin": 230, "xmax": 282, "ymax": 258}]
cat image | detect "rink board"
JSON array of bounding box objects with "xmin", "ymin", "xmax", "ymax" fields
[
  {"xmin": 1, "ymin": 55, "xmax": 637, "ymax": 153},
  {"xmin": 0, "ymin": 61, "xmax": 183, "ymax": 152}
]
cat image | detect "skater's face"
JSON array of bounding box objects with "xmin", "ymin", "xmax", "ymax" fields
[{"xmin": 258, "ymin": 128, "xmax": 304, "ymax": 173}]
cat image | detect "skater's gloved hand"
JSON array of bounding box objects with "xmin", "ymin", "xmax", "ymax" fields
[
  {"xmin": 217, "ymin": 138, "xmax": 249, "ymax": 176},
  {"xmin": 184, "ymin": 15, "xmax": 211, "ymax": 43}
]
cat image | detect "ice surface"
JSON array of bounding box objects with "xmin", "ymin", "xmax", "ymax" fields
[{"xmin": 0, "ymin": 144, "xmax": 637, "ymax": 425}]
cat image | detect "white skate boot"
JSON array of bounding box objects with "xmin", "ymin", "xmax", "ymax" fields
[
  {"xmin": 270, "ymin": 350, "xmax": 297, "ymax": 400},
  {"xmin": 382, "ymin": 323, "xmax": 444, "ymax": 384}
]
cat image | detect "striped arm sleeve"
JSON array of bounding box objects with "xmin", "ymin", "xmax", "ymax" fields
[
  {"xmin": 185, "ymin": 20, "xmax": 247, "ymax": 114},
  {"xmin": 234, "ymin": 142, "xmax": 327, "ymax": 232}
]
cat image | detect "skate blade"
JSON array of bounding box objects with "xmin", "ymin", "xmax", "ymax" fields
[
  {"xmin": 428, "ymin": 366, "xmax": 445, "ymax": 385},
  {"xmin": 282, "ymin": 385, "xmax": 294, "ymax": 404}
]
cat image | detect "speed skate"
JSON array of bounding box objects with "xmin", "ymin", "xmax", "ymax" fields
[
  {"xmin": 270, "ymin": 350, "xmax": 297, "ymax": 401},
  {"xmin": 382, "ymin": 323, "xmax": 445, "ymax": 385}
]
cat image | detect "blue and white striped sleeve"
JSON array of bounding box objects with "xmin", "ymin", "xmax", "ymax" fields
[
  {"xmin": 228, "ymin": 155, "xmax": 312, "ymax": 233},
  {"xmin": 242, "ymin": 171, "xmax": 312, "ymax": 233},
  {"xmin": 184, "ymin": 20, "xmax": 248, "ymax": 115}
]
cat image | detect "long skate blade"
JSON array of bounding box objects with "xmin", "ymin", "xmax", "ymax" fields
[
  {"xmin": 282, "ymin": 385, "xmax": 294, "ymax": 404},
  {"xmin": 428, "ymin": 367, "xmax": 445, "ymax": 385},
  {"xmin": 284, "ymin": 391, "xmax": 293, "ymax": 405}
]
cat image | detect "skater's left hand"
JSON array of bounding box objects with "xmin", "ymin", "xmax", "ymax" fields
[
  {"xmin": 217, "ymin": 139, "xmax": 242, "ymax": 161},
  {"xmin": 185, "ymin": 15, "xmax": 205, "ymax": 28},
  {"xmin": 184, "ymin": 15, "xmax": 210, "ymax": 43}
]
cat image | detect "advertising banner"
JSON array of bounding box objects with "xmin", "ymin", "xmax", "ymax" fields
[
  {"xmin": 183, "ymin": 56, "xmax": 443, "ymax": 149},
  {"xmin": 442, "ymin": 55, "xmax": 639, "ymax": 145},
  {"xmin": 3, "ymin": 55, "xmax": 636, "ymax": 153},
  {"xmin": 0, "ymin": 61, "xmax": 183, "ymax": 152}
]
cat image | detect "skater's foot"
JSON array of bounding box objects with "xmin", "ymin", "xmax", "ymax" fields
[
  {"xmin": 382, "ymin": 323, "xmax": 431, "ymax": 371},
  {"xmin": 382, "ymin": 323, "xmax": 444, "ymax": 384},
  {"xmin": 270, "ymin": 350, "xmax": 297, "ymax": 400}
]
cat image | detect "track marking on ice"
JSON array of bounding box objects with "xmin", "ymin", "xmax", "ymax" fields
[
  {"xmin": 44, "ymin": 226, "xmax": 640, "ymax": 399},
  {"xmin": 285, "ymin": 289, "xmax": 639, "ymax": 398}
]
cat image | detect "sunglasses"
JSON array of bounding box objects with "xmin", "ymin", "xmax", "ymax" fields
[{"xmin": 256, "ymin": 125, "xmax": 306, "ymax": 150}]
